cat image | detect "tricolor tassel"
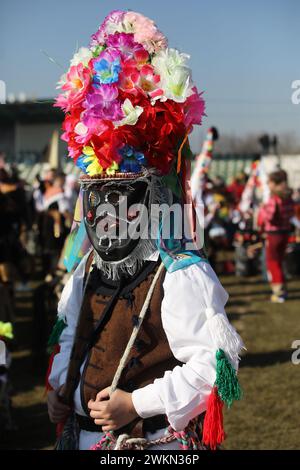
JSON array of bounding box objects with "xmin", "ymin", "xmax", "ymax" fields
[
  {"xmin": 45, "ymin": 318, "xmax": 66, "ymax": 394},
  {"xmin": 215, "ymin": 349, "xmax": 242, "ymax": 407},
  {"xmin": 202, "ymin": 386, "xmax": 225, "ymax": 450},
  {"xmin": 45, "ymin": 344, "xmax": 60, "ymax": 392},
  {"xmin": 48, "ymin": 318, "xmax": 67, "ymax": 350}
]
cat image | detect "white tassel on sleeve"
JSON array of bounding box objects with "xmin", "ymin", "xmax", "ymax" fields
[{"xmin": 205, "ymin": 307, "xmax": 246, "ymax": 365}]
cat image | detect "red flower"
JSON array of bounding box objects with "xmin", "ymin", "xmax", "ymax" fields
[{"xmin": 61, "ymin": 107, "xmax": 84, "ymax": 161}]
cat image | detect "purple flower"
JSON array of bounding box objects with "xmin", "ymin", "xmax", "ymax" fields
[
  {"xmin": 106, "ymin": 33, "xmax": 146, "ymax": 59},
  {"xmin": 82, "ymin": 85, "xmax": 124, "ymax": 122},
  {"xmin": 99, "ymin": 47, "xmax": 121, "ymax": 62},
  {"xmin": 90, "ymin": 10, "xmax": 125, "ymax": 47}
]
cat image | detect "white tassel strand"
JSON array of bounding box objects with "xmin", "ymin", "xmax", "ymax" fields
[{"xmin": 205, "ymin": 307, "xmax": 246, "ymax": 365}]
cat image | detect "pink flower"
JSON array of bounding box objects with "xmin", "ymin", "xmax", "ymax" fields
[
  {"xmin": 90, "ymin": 10, "xmax": 125, "ymax": 47},
  {"xmin": 57, "ymin": 63, "xmax": 91, "ymax": 112},
  {"xmin": 124, "ymin": 11, "xmax": 168, "ymax": 53},
  {"xmin": 82, "ymin": 85, "xmax": 124, "ymax": 122},
  {"xmin": 98, "ymin": 47, "xmax": 121, "ymax": 63},
  {"xmin": 54, "ymin": 93, "xmax": 69, "ymax": 112},
  {"xmin": 132, "ymin": 64, "xmax": 163, "ymax": 100},
  {"xmin": 106, "ymin": 32, "xmax": 147, "ymax": 60},
  {"xmin": 74, "ymin": 120, "xmax": 109, "ymax": 144},
  {"xmin": 183, "ymin": 87, "xmax": 206, "ymax": 129}
]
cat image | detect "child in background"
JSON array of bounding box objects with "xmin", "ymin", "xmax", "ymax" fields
[{"xmin": 258, "ymin": 170, "xmax": 294, "ymax": 302}]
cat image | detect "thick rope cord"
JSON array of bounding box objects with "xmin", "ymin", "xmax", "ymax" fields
[
  {"xmin": 110, "ymin": 262, "xmax": 164, "ymax": 395},
  {"xmin": 114, "ymin": 432, "xmax": 177, "ymax": 450},
  {"xmin": 95, "ymin": 420, "xmax": 205, "ymax": 451}
]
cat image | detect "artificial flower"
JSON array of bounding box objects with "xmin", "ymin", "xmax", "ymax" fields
[
  {"xmin": 82, "ymin": 85, "xmax": 124, "ymax": 122},
  {"xmin": 60, "ymin": 107, "xmax": 84, "ymax": 160},
  {"xmin": 152, "ymin": 48, "xmax": 194, "ymax": 102},
  {"xmin": 163, "ymin": 65, "xmax": 193, "ymax": 103},
  {"xmin": 91, "ymin": 44, "xmax": 106, "ymax": 58},
  {"xmin": 114, "ymin": 98, "xmax": 143, "ymax": 127},
  {"xmin": 133, "ymin": 48, "xmax": 150, "ymax": 67},
  {"xmin": 56, "ymin": 63, "xmax": 91, "ymax": 111},
  {"xmin": 90, "ymin": 134, "xmax": 121, "ymax": 170},
  {"xmin": 57, "ymin": 9, "xmax": 206, "ymax": 178},
  {"xmin": 123, "ymin": 11, "xmax": 168, "ymax": 53},
  {"xmin": 133, "ymin": 64, "xmax": 163, "ymax": 100},
  {"xmin": 76, "ymin": 146, "xmax": 103, "ymax": 175},
  {"xmin": 183, "ymin": 87, "xmax": 206, "ymax": 129},
  {"xmin": 152, "ymin": 48, "xmax": 190, "ymax": 74},
  {"xmin": 70, "ymin": 47, "xmax": 93, "ymax": 67},
  {"xmin": 106, "ymin": 32, "xmax": 146, "ymax": 60},
  {"xmin": 79, "ymin": 155, "xmax": 103, "ymax": 176},
  {"xmin": 93, "ymin": 48, "xmax": 121, "ymax": 85},
  {"xmin": 74, "ymin": 119, "xmax": 109, "ymax": 145},
  {"xmin": 106, "ymin": 161, "xmax": 119, "ymax": 175},
  {"xmin": 118, "ymin": 60, "xmax": 140, "ymax": 93},
  {"xmin": 119, "ymin": 145, "xmax": 147, "ymax": 173},
  {"xmin": 90, "ymin": 10, "xmax": 125, "ymax": 47},
  {"xmin": 56, "ymin": 73, "xmax": 67, "ymax": 90}
]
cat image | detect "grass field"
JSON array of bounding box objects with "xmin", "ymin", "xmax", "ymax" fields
[
  {"xmin": 1, "ymin": 273, "xmax": 300, "ymax": 450},
  {"xmin": 224, "ymin": 276, "xmax": 300, "ymax": 450}
]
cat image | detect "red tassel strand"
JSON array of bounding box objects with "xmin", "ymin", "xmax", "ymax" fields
[
  {"xmin": 45, "ymin": 344, "xmax": 60, "ymax": 392},
  {"xmin": 202, "ymin": 386, "xmax": 225, "ymax": 450}
]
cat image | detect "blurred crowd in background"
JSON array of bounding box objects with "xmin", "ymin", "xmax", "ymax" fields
[
  {"xmin": 1, "ymin": 154, "xmax": 300, "ymax": 309},
  {"xmin": 1, "ymin": 148, "xmax": 300, "ymax": 432}
]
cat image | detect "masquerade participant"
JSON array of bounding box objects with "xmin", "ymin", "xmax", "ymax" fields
[{"xmin": 47, "ymin": 9, "xmax": 244, "ymax": 450}]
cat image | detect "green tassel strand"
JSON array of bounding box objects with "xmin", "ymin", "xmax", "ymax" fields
[
  {"xmin": 215, "ymin": 349, "xmax": 242, "ymax": 408},
  {"xmin": 48, "ymin": 318, "xmax": 67, "ymax": 349}
]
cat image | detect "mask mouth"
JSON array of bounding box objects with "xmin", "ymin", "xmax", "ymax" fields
[
  {"xmin": 95, "ymin": 211, "xmax": 143, "ymax": 254},
  {"xmin": 98, "ymin": 235, "xmax": 122, "ymax": 254}
]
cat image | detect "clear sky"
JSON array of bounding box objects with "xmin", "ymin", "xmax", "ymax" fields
[{"xmin": 1, "ymin": 0, "xmax": 299, "ymax": 150}]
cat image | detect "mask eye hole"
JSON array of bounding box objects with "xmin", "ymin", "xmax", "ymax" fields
[
  {"xmin": 105, "ymin": 190, "xmax": 123, "ymax": 205},
  {"xmin": 89, "ymin": 191, "xmax": 100, "ymax": 207}
]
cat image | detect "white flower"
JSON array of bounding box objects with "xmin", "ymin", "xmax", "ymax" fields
[
  {"xmin": 114, "ymin": 99, "xmax": 143, "ymax": 127},
  {"xmin": 105, "ymin": 19, "xmax": 128, "ymax": 35},
  {"xmin": 74, "ymin": 122, "xmax": 88, "ymax": 136},
  {"xmin": 152, "ymin": 48, "xmax": 194, "ymax": 102},
  {"xmin": 70, "ymin": 47, "xmax": 93, "ymax": 67},
  {"xmin": 165, "ymin": 65, "xmax": 194, "ymax": 102},
  {"xmin": 56, "ymin": 73, "xmax": 67, "ymax": 89},
  {"xmin": 152, "ymin": 48, "xmax": 190, "ymax": 76}
]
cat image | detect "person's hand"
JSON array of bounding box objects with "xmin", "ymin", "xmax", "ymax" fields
[
  {"xmin": 88, "ymin": 387, "xmax": 139, "ymax": 432},
  {"xmin": 47, "ymin": 385, "xmax": 71, "ymax": 424}
]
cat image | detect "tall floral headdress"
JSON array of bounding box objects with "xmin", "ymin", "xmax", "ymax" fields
[{"xmin": 55, "ymin": 9, "xmax": 205, "ymax": 179}]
